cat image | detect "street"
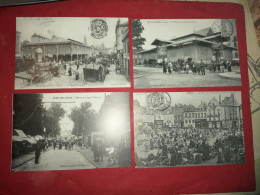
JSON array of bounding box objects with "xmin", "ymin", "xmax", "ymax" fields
[
  {"xmin": 134, "ymin": 66, "xmax": 241, "ymax": 88},
  {"xmin": 15, "ymin": 64, "xmax": 130, "ymax": 89},
  {"xmin": 14, "ymin": 148, "xmax": 95, "ymax": 172}
]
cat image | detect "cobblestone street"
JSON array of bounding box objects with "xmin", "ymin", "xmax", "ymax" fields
[
  {"xmin": 134, "ymin": 66, "xmax": 241, "ymax": 88},
  {"xmin": 13, "ymin": 147, "xmax": 95, "ymax": 172},
  {"xmin": 15, "ymin": 64, "xmax": 130, "ymax": 89}
]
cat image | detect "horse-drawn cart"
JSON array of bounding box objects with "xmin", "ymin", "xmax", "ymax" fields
[{"xmin": 15, "ymin": 62, "xmax": 54, "ymax": 85}]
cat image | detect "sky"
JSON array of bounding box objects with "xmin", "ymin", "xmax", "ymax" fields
[
  {"xmin": 17, "ymin": 17, "xmax": 128, "ymax": 48},
  {"xmin": 138, "ymin": 19, "xmax": 235, "ymax": 50},
  {"xmin": 42, "ymin": 93, "xmax": 110, "ymax": 137},
  {"xmin": 134, "ymin": 92, "xmax": 242, "ymax": 108}
]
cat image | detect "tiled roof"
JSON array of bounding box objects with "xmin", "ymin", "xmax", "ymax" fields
[{"xmin": 194, "ymin": 27, "xmax": 213, "ymax": 36}]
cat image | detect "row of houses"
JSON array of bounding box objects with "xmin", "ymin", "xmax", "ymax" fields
[{"xmin": 134, "ymin": 93, "xmax": 243, "ymax": 130}]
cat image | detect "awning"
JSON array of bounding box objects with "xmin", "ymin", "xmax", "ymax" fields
[
  {"xmin": 35, "ymin": 135, "xmax": 44, "ymax": 140},
  {"xmin": 12, "ymin": 136, "xmax": 23, "ymax": 142},
  {"xmin": 24, "ymin": 137, "xmax": 37, "ymax": 144},
  {"xmin": 14, "ymin": 129, "xmax": 27, "ymax": 138}
]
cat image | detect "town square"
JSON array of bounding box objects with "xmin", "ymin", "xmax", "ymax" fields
[{"xmin": 134, "ymin": 92, "xmax": 245, "ymax": 168}]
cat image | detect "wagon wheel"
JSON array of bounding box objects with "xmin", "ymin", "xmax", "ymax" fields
[{"xmin": 30, "ymin": 74, "xmax": 41, "ymax": 84}]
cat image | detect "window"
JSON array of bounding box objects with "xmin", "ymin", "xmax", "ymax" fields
[
  {"xmin": 204, "ymin": 113, "xmax": 206, "ymax": 117},
  {"xmin": 185, "ymin": 120, "xmax": 187, "ymax": 123}
]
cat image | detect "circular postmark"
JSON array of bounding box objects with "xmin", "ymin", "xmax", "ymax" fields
[
  {"xmin": 90, "ymin": 19, "xmax": 108, "ymax": 39},
  {"xmin": 146, "ymin": 92, "xmax": 171, "ymax": 111},
  {"xmin": 212, "ymin": 19, "xmax": 233, "ymax": 38}
]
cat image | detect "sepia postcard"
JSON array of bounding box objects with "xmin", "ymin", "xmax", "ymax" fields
[
  {"xmin": 134, "ymin": 92, "xmax": 245, "ymax": 168},
  {"xmin": 12, "ymin": 92, "xmax": 131, "ymax": 171},
  {"xmin": 132, "ymin": 19, "xmax": 241, "ymax": 88},
  {"xmin": 15, "ymin": 17, "xmax": 130, "ymax": 89}
]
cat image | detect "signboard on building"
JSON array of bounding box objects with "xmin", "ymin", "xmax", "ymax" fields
[{"xmin": 157, "ymin": 46, "xmax": 167, "ymax": 57}]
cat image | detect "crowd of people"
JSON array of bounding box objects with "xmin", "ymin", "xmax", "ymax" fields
[
  {"xmin": 48, "ymin": 56, "xmax": 113, "ymax": 82},
  {"xmin": 34, "ymin": 138, "xmax": 83, "ymax": 164},
  {"xmin": 161, "ymin": 58, "xmax": 233, "ymax": 75},
  {"xmin": 135, "ymin": 126, "xmax": 245, "ymax": 167}
]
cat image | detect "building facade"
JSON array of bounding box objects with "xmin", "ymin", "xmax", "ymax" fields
[
  {"xmin": 115, "ymin": 20, "xmax": 128, "ymax": 52},
  {"xmin": 122, "ymin": 30, "xmax": 130, "ymax": 81},
  {"xmin": 137, "ymin": 25, "xmax": 237, "ymax": 65},
  {"xmin": 21, "ymin": 34, "xmax": 98, "ymax": 62},
  {"xmin": 134, "ymin": 93, "xmax": 242, "ymax": 130}
]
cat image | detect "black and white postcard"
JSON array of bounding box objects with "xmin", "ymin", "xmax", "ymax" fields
[
  {"xmin": 15, "ymin": 17, "xmax": 130, "ymax": 89},
  {"xmin": 12, "ymin": 92, "xmax": 131, "ymax": 171},
  {"xmin": 132, "ymin": 19, "xmax": 241, "ymax": 88},
  {"xmin": 134, "ymin": 92, "xmax": 245, "ymax": 168}
]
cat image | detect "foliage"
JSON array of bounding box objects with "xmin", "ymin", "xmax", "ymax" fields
[
  {"xmin": 69, "ymin": 102, "xmax": 97, "ymax": 136},
  {"xmin": 44, "ymin": 102, "xmax": 65, "ymax": 137},
  {"xmin": 13, "ymin": 94, "xmax": 43, "ymax": 136},
  {"xmin": 132, "ymin": 19, "xmax": 146, "ymax": 51}
]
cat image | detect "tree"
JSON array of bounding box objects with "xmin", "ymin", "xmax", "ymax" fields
[
  {"xmin": 13, "ymin": 94, "xmax": 43, "ymax": 136},
  {"xmin": 132, "ymin": 19, "xmax": 146, "ymax": 50},
  {"xmin": 44, "ymin": 102, "xmax": 65, "ymax": 137},
  {"xmin": 69, "ymin": 102, "xmax": 97, "ymax": 136}
]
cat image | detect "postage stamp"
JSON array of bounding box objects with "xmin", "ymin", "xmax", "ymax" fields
[
  {"xmin": 91, "ymin": 18, "xmax": 108, "ymax": 39},
  {"xmin": 212, "ymin": 19, "xmax": 233, "ymax": 38}
]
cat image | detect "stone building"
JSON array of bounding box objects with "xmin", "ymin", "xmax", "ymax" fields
[
  {"xmin": 136, "ymin": 25, "xmax": 237, "ymax": 65},
  {"xmin": 122, "ymin": 30, "xmax": 130, "ymax": 81},
  {"xmin": 220, "ymin": 93, "xmax": 242, "ymax": 129},
  {"xmin": 206, "ymin": 96, "xmax": 223, "ymax": 129},
  {"xmin": 206, "ymin": 94, "xmax": 242, "ymax": 129},
  {"xmin": 134, "ymin": 93, "xmax": 242, "ymax": 130},
  {"xmin": 115, "ymin": 20, "xmax": 128, "ymax": 52}
]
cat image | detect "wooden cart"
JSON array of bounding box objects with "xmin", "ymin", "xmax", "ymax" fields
[{"xmin": 83, "ymin": 63, "xmax": 106, "ymax": 83}]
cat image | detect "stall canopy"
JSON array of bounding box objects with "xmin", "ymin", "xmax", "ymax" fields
[
  {"xmin": 23, "ymin": 137, "xmax": 37, "ymax": 144},
  {"xmin": 12, "ymin": 136, "xmax": 23, "ymax": 142},
  {"xmin": 35, "ymin": 135, "xmax": 44, "ymax": 140},
  {"xmin": 13, "ymin": 129, "xmax": 37, "ymax": 144},
  {"xmin": 14, "ymin": 129, "xmax": 27, "ymax": 138}
]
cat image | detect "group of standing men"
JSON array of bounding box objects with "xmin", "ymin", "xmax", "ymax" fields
[
  {"xmin": 161, "ymin": 58, "xmax": 233, "ymax": 75},
  {"xmin": 162, "ymin": 58, "xmax": 206, "ymax": 75}
]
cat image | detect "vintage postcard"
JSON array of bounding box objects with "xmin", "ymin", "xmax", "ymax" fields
[
  {"xmin": 12, "ymin": 92, "xmax": 131, "ymax": 171},
  {"xmin": 134, "ymin": 92, "xmax": 245, "ymax": 168},
  {"xmin": 132, "ymin": 19, "xmax": 241, "ymax": 88},
  {"xmin": 15, "ymin": 17, "xmax": 130, "ymax": 89}
]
